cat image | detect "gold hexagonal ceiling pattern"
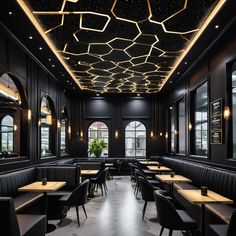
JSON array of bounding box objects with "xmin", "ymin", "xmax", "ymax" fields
[{"xmin": 17, "ymin": 0, "xmax": 226, "ymax": 93}]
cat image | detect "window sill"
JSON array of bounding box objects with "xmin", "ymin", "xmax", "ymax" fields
[
  {"xmin": 0, "ymin": 156, "xmax": 29, "ymax": 165},
  {"xmin": 41, "ymin": 155, "xmax": 56, "ymax": 159},
  {"xmin": 189, "ymin": 154, "xmax": 208, "ymax": 159}
]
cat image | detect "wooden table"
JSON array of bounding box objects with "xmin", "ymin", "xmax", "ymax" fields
[
  {"xmin": 147, "ymin": 166, "xmax": 171, "ymax": 171},
  {"xmin": 81, "ymin": 170, "xmax": 99, "ymax": 175},
  {"xmin": 19, "ymin": 181, "xmax": 66, "ymax": 232},
  {"xmin": 178, "ymin": 189, "xmax": 233, "ymax": 236},
  {"xmin": 140, "ymin": 161, "xmax": 159, "ymax": 165},
  {"xmin": 156, "ymin": 175, "xmax": 191, "ymax": 196}
]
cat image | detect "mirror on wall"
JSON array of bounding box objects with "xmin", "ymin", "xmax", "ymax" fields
[
  {"xmin": 40, "ymin": 96, "xmax": 54, "ymax": 157},
  {"xmin": 60, "ymin": 107, "xmax": 69, "ymax": 155},
  {"xmin": 0, "ymin": 73, "xmax": 25, "ymax": 159}
]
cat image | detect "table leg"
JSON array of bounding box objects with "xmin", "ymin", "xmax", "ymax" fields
[
  {"xmin": 201, "ymin": 204, "xmax": 205, "ymax": 236},
  {"xmin": 43, "ymin": 192, "xmax": 57, "ymax": 233},
  {"xmin": 169, "ymin": 182, "xmax": 174, "ymax": 197}
]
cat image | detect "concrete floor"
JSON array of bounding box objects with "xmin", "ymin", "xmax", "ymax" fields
[{"xmin": 47, "ymin": 176, "xmax": 182, "ymax": 236}]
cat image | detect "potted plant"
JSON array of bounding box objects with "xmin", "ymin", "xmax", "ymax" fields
[{"xmin": 88, "ymin": 138, "xmax": 107, "ymax": 158}]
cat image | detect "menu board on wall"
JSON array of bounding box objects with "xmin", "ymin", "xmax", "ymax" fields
[
  {"xmin": 210, "ymin": 98, "xmax": 223, "ymax": 144},
  {"xmin": 211, "ymin": 131, "xmax": 222, "ymax": 144}
]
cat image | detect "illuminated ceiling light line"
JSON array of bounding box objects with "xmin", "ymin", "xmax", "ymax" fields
[
  {"xmin": 159, "ymin": 0, "xmax": 227, "ymax": 91},
  {"xmin": 147, "ymin": 0, "xmax": 188, "ymax": 24},
  {"xmin": 63, "ymin": 43, "xmax": 68, "ymax": 52},
  {"xmin": 161, "ymin": 23, "xmax": 199, "ymax": 35},
  {"xmin": 108, "ymin": 37, "xmax": 133, "ymax": 44},
  {"xmin": 17, "ymin": 0, "xmax": 83, "ymax": 89},
  {"xmin": 147, "ymin": 0, "xmax": 198, "ymax": 35},
  {"xmin": 79, "ymin": 12, "xmax": 111, "ymax": 32},
  {"xmin": 45, "ymin": 14, "xmax": 64, "ymax": 34},
  {"xmin": 111, "ymin": 0, "xmax": 150, "ymax": 24}
]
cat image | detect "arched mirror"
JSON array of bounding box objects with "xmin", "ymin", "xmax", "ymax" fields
[
  {"xmin": 0, "ymin": 73, "xmax": 27, "ymax": 159},
  {"xmin": 40, "ymin": 96, "xmax": 55, "ymax": 157},
  {"xmin": 60, "ymin": 107, "xmax": 69, "ymax": 155}
]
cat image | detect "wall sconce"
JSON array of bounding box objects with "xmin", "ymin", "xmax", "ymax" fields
[
  {"xmin": 68, "ymin": 125, "xmax": 71, "ymax": 135},
  {"xmin": 115, "ymin": 130, "xmax": 119, "ymax": 138},
  {"xmin": 165, "ymin": 132, "xmax": 168, "ymax": 139},
  {"xmin": 169, "ymin": 106, "xmax": 173, "ymax": 110},
  {"xmin": 159, "ymin": 132, "xmax": 163, "ymax": 137},
  {"xmin": 223, "ymin": 106, "xmax": 230, "ymax": 120},
  {"xmin": 80, "ymin": 130, "xmax": 83, "ymax": 138},
  {"xmin": 174, "ymin": 130, "xmax": 178, "ymax": 135},
  {"xmin": 46, "ymin": 114, "xmax": 52, "ymax": 125},
  {"xmin": 13, "ymin": 124, "xmax": 17, "ymax": 131},
  {"xmin": 57, "ymin": 120, "xmax": 61, "ymax": 129},
  {"xmin": 188, "ymin": 122, "xmax": 192, "ymax": 131},
  {"xmin": 150, "ymin": 131, "xmax": 154, "ymax": 138},
  {"xmin": 38, "ymin": 118, "xmax": 41, "ymax": 127},
  {"xmin": 28, "ymin": 109, "xmax": 32, "ymax": 121}
]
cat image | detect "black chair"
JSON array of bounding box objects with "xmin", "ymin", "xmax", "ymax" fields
[
  {"xmin": 128, "ymin": 163, "xmax": 137, "ymax": 182},
  {"xmin": 0, "ymin": 197, "xmax": 46, "ymax": 236},
  {"xmin": 59, "ymin": 179, "xmax": 89, "ymax": 227},
  {"xmin": 154, "ymin": 190, "xmax": 197, "ymax": 236},
  {"xmin": 90, "ymin": 167, "xmax": 109, "ymax": 196},
  {"xmin": 209, "ymin": 210, "xmax": 236, "ymax": 236},
  {"xmin": 138, "ymin": 176, "xmax": 158, "ymax": 220}
]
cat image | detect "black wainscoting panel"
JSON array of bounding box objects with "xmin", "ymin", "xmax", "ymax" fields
[
  {"xmin": 122, "ymin": 98, "xmax": 151, "ymax": 118},
  {"xmin": 84, "ymin": 98, "xmax": 112, "ymax": 118}
]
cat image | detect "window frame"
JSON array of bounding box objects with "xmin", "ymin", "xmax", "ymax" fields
[
  {"xmin": 88, "ymin": 121, "xmax": 109, "ymax": 157},
  {"xmin": 189, "ymin": 78, "xmax": 209, "ymax": 158},
  {"xmin": 40, "ymin": 95, "xmax": 56, "ymax": 158},
  {"xmin": 228, "ymin": 60, "xmax": 236, "ymax": 159},
  {"xmin": 125, "ymin": 121, "xmax": 147, "ymax": 158},
  {"xmin": 60, "ymin": 108, "xmax": 69, "ymax": 155},
  {"xmin": 177, "ymin": 97, "xmax": 186, "ymax": 155},
  {"xmin": 0, "ymin": 115, "xmax": 14, "ymax": 152}
]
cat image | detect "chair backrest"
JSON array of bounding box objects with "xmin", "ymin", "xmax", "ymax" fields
[
  {"xmin": 138, "ymin": 176, "xmax": 155, "ymax": 202},
  {"xmin": 227, "ymin": 210, "xmax": 236, "ymax": 236},
  {"xmin": 0, "ymin": 197, "xmax": 20, "ymax": 236},
  {"xmin": 154, "ymin": 190, "xmax": 184, "ymax": 229},
  {"xmin": 67, "ymin": 179, "xmax": 90, "ymax": 206},
  {"xmin": 96, "ymin": 167, "xmax": 109, "ymax": 183}
]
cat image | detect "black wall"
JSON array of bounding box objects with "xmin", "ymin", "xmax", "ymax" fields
[
  {"xmin": 0, "ymin": 22, "xmax": 72, "ymax": 172},
  {"xmin": 160, "ymin": 19, "xmax": 236, "ymax": 169},
  {"xmin": 69, "ymin": 95, "xmax": 165, "ymax": 158}
]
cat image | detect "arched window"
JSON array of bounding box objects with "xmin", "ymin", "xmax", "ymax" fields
[
  {"xmin": 40, "ymin": 96, "xmax": 54, "ymax": 157},
  {"xmin": 125, "ymin": 121, "xmax": 146, "ymax": 158},
  {"xmin": 88, "ymin": 122, "xmax": 108, "ymax": 157},
  {"xmin": 60, "ymin": 108, "xmax": 68, "ymax": 154},
  {"xmin": 0, "ymin": 115, "xmax": 13, "ymax": 152}
]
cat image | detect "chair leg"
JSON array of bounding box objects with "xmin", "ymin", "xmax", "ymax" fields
[
  {"xmin": 82, "ymin": 205, "xmax": 87, "ymax": 218},
  {"xmin": 75, "ymin": 206, "xmax": 80, "ymax": 227},
  {"xmin": 142, "ymin": 201, "xmax": 147, "ymax": 220},
  {"xmin": 103, "ymin": 184, "xmax": 107, "ymax": 196},
  {"xmin": 136, "ymin": 186, "xmax": 140, "ymax": 197},
  {"xmin": 104, "ymin": 183, "xmax": 108, "ymax": 191},
  {"xmin": 100, "ymin": 184, "xmax": 103, "ymax": 196},
  {"xmin": 168, "ymin": 229, "xmax": 173, "ymax": 236},
  {"xmin": 134, "ymin": 184, "xmax": 137, "ymax": 194},
  {"xmin": 159, "ymin": 227, "xmax": 164, "ymax": 236}
]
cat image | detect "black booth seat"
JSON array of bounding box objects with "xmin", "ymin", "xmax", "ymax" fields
[
  {"xmin": 0, "ymin": 197, "xmax": 46, "ymax": 236},
  {"xmin": 0, "ymin": 165, "xmax": 81, "ymax": 221},
  {"xmin": 160, "ymin": 156, "xmax": 236, "ymax": 225}
]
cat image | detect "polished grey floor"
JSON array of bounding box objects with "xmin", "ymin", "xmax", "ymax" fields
[{"xmin": 48, "ymin": 176, "xmax": 182, "ymax": 236}]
